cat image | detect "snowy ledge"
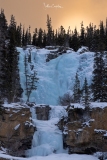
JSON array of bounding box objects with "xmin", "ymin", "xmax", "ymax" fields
[
  {"xmin": 69, "ymin": 102, "xmax": 107, "ymax": 110},
  {"xmin": 2, "ymin": 102, "xmax": 107, "ymax": 110}
]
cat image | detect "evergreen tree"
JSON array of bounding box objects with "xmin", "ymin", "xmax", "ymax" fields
[
  {"xmin": 54, "ymin": 29, "xmax": 58, "ymax": 45},
  {"xmin": 25, "ymin": 29, "xmax": 28, "ymax": 45},
  {"xmin": 46, "ymin": 14, "xmax": 52, "ymax": 45},
  {"xmin": 42, "ymin": 30, "xmax": 46, "ymax": 47},
  {"xmin": 81, "ymin": 77, "xmax": 90, "ymax": 108},
  {"xmin": 101, "ymin": 52, "xmax": 107, "ymax": 101},
  {"xmin": 80, "ymin": 21, "xmax": 85, "ymax": 46},
  {"xmin": 32, "ymin": 28, "xmax": 38, "ymax": 46},
  {"xmin": 0, "ymin": 9, "xmax": 8, "ymax": 100},
  {"xmin": 99, "ymin": 21, "xmax": 105, "ymax": 51},
  {"xmin": 69, "ymin": 27, "xmax": 80, "ymax": 51},
  {"xmin": 91, "ymin": 26, "xmax": 100, "ymax": 51},
  {"xmin": 92, "ymin": 51, "xmax": 105, "ymax": 102},
  {"xmin": 85, "ymin": 23, "xmax": 93, "ymax": 51},
  {"xmin": 16, "ymin": 23, "xmax": 22, "ymax": 47},
  {"xmin": 22, "ymin": 27, "xmax": 26, "ymax": 46},
  {"xmin": 6, "ymin": 15, "xmax": 23, "ymax": 103},
  {"xmin": 105, "ymin": 18, "xmax": 107, "ymax": 51},
  {"xmin": 57, "ymin": 25, "xmax": 66, "ymax": 46},
  {"xmin": 24, "ymin": 52, "xmax": 38, "ymax": 102},
  {"xmin": 73, "ymin": 72, "xmax": 81, "ymax": 103},
  {"xmin": 28, "ymin": 26, "xmax": 31, "ymax": 45},
  {"xmin": 37, "ymin": 28, "xmax": 43, "ymax": 47}
]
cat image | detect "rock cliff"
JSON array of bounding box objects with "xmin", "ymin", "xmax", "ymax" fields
[
  {"xmin": 0, "ymin": 106, "xmax": 35, "ymax": 157},
  {"xmin": 1, "ymin": 104, "xmax": 107, "ymax": 157},
  {"xmin": 58, "ymin": 106, "xmax": 107, "ymax": 154}
]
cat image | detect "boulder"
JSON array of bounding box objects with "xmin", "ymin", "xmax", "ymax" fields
[{"xmin": 36, "ymin": 105, "xmax": 51, "ymax": 120}]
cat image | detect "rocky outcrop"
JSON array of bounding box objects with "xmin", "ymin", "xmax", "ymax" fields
[
  {"xmin": 36, "ymin": 105, "xmax": 51, "ymax": 120},
  {"xmin": 46, "ymin": 46, "xmax": 73, "ymax": 62},
  {"xmin": 0, "ymin": 107, "xmax": 35, "ymax": 157},
  {"xmin": 58, "ymin": 106, "xmax": 107, "ymax": 154}
]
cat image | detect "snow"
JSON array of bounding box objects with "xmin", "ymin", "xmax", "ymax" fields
[
  {"xmin": 14, "ymin": 124, "xmax": 20, "ymax": 130},
  {"xmin": 94, "ymin": 129, "xmax": 107, "ymax": 137},
  {"xmin": 69, "ymin": 103, "xmax": 85, "ymax": 109},
  {"xmin": 17, "ymin": 46, "xmax": 94, "ymax": 105},
  {"xmin": 94, "ymin": 129, "xmax": 106, "ymax": 133},
  {"xmin": 82, "ymin": 119, "xmax": 95, "ymax": 127},
  {"xmin": 0, "ymin": 153, "xmax": 99, "ymax": 160},
  {"xmin": 90, "ymin": 102, "xmax": 107, "ymax": 108},
  {"xmin": 3, "ymin": 102, "xmax": 29, "ymax": 109}
]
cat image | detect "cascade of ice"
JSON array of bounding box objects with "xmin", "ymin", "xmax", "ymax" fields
[
  {"xmin": 18, "ymin": 46, "xmax": 94, "ymax": 105},
  {"xmin": 26, "ymin": 106, "xmax": 66, "ymax": 157}
]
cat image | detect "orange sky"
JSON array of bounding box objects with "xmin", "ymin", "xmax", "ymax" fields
[{"xmin": 0, "ymin": 0, "xmax": 107, "ymax": 33}]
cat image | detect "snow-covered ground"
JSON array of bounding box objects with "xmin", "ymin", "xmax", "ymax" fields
[
  {"xmin": 17, "ymin": 46, "xmax": 94, "ymax": 105},
  {"xmin": 0, "ymin": 152, "xmax": 99, "ymax": 160}
]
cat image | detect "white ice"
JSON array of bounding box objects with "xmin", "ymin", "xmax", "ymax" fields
[{"xmin": 26, "ymin": 105, "xmax": 67, "ymax": 157}]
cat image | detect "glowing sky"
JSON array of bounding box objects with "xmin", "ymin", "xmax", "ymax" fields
[{"xmin": 0, "ymin": 0, "xmax": 107, "ymax": 33}]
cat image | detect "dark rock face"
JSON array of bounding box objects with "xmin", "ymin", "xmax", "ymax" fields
[
  {"xmin": 58, "ymin": 106, "xmax": 107, "ymax": 154},
  {"xmin": 0, "ymin": 107, "xmax": 35, "ymax": 157},
  {"xmin": 36, "ymin": 105, "xmax": 51, "ymax": 120},
  {"xmin": 46, "ymin": 46, "xmax": 73, "ymax": 62}
]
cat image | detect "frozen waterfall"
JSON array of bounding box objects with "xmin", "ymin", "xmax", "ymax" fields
[
  {"xmin": 25, "ymin": 105, "xmax": 67, "ymax": 157},
  {"xmin": 17, "ymin": 46, "xmax": 94, "ymax": 105}
]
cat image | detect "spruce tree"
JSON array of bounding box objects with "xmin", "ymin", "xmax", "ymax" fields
[
  {"xmin": 16, "ymin": 24, "xmax": 22, "ymax": 47},
  {"xmin": 86, "ymin": 23, "xmax": 93, "ymax": 51},
  {"xmin": 73, "ymin": 72, "xmax": 81, "ymax": 103},
  {"xmin": 25, "ymin": 29, "xmax": 29, "ymax": 46},
  {"xmin": 37, "ymin": 28, "xmax": 43, "ymax": 47},
  {"xmin": 46, "ymin": 14, "xmax": 52, "ymax": 46},
  {"xmin": 6, "ymin": 15, "xmax": 23, "ymax": 103},
  {"xmin": 32, "ymin": 28, "xmax": 38, "ymax": 46},
  {"xmin": 42, "ymin": 30, "xmax": 46, "ymax": 47},
  {"xmin": 91, "ymin": 26, "xmax": 100, "ymax": 52},
  {"xmin": 22, "ymin": 27, "xmax": 26, "ymax": 46},
  {"xmin": 57, "ymin": 25, "xmax": 66, "ymax": 46},
  {"xmin": 28, "ymin": 26, "xmax": 31, "ymax": 45},
  {"xmin": 92, "ymin": 51, "xmax": 105, "ymax": 102},
  {"xmin": 99, "ymin": 21, "xmax": 105, "ymax": 51},
  {"xmin": 105, "ymin": 18, "xmax": 107, "ymax": 51},
  {"xmin": 0, "ymin": 9, "xmax": 8, "ymax": 100},
  {"xmin": 80, "ymin": 21, "xmax": 85, "ymax": 46},
  {"xmin": 101, "ymin": 52, "xmax": 107, "ymax": 101},
  {"xmin": 24, "ymin": 53, "xmax": 38, "ymax": 102},
  {"xmin": 69, "ymin": 27, "xmax": 80, "ymax": 51},
  {"xmin": 81, "ymin": 78, "xmax": 90, "ymax": 108}
]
